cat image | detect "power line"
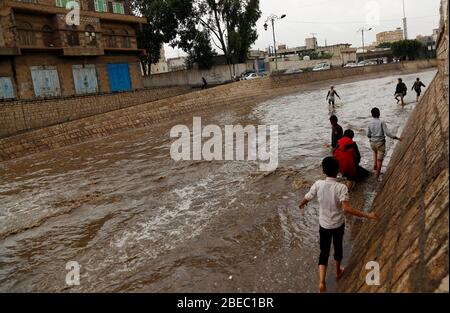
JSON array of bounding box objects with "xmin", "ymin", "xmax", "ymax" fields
[{"xmin": 283, "ymin": 15, "xmax": 439, "ymax": 25}]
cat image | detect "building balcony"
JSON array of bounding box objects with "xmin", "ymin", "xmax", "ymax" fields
[
  {"xmin": 0, "ymin": 46, "xmax": 21, "ymax": 55},
  {"xmin": 62, "ymin": 46, "xmax": 104, "ymax": 56},
  {"xmin": 4, "ymin": 0, "xmax": 147, "ymax": 24}
]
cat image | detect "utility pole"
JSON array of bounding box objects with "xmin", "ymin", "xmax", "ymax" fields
[
  {"xmin": 402, "ymin": 0, "xmax": 408, "ymax": 39},
  {"xmin": 358, "ymin": 27, "xmax": 372, "ymax": 62},
  {"xmin": 264, "ymin": 14, "xmax": 287, "ymax": 71}
]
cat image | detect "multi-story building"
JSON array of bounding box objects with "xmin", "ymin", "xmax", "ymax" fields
[
  {"xmin": 376, "ymin": 28, "xmax": 405, "ymax": 46},
  {"xmin": 0, "ymin": 0, "xmax": 146, "ymax": 100},
  {"xmin": 305, "ymin": 37, "xmax": 317, "ymax": 50}
]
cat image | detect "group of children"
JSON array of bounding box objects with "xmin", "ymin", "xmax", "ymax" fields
[{"xmin": 298, "ymin": 77, "xmax": 425, "ymax": 293}]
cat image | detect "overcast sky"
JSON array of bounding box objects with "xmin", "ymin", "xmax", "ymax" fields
[{"xmin": 164, "ymin": 0, "xmax": 441, "ymax": 59}]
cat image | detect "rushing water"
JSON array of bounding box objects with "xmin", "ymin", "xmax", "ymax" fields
[{"xmin": 0, "ymin": 70, "xmax": 436, "ymax": 293}]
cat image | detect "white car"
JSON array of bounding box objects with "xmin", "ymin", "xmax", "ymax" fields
[
  {"xmin": 344, "ymin": 62, "xmax": 358, "ymax": 68},
  {"xmin": 285, "ymin": 68, "xmax": 303, "ymax": 74},
  {"xmin": 312, "ymin": 63, "xmax": 331, "ymax": 71},
  {"xmin": 244, "ymin": 73, "xmax": 260, "ymax": 80}
]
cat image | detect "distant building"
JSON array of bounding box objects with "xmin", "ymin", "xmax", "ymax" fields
[
  {"xmin": 305, "ymin": 37, "xmax": 318, "ymax": 50},
  {"xmin": 416, "ymin": 31, "xmax": 438, "ymax": 58},
  {"xmin": 340, "ymin": 48, "xmax": 358, "ymax": 64},
  {"xmin": 317, "ymin": 43, "xmax": 352, "ymax": 57},
  {"xmin": 150, "ymin": 45, "xmax": 168, "ymax": 74},
  {"xmin": 247, "ymin": 50, "xmax": 266, "ymax": 73},
  {"xmin": 376, "ymin": 28, "xmax": 405, "ymax": 46},
  {"xmin": 167, "ymin": 56, "xmax": 187, "ymax": 72}
]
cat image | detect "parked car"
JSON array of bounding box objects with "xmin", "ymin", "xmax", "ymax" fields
[
  {"xmin": 285, "ymin": 68, "xmax": 303, "ymax": 74},
  {"xmin": 357, "ymin": 61, "xmax": 369, "ymax": 67},
  {"xmin": 312, "ymin": 62, "xmax": 331, "ymax": 71},
  {"xmin": 344, "ymin": 62, "xmax": 358, "ymax": 68},
  {"xmin": 243, "ymin": 73, "xmax": 260, "ymax": 80},
  {"xmin": 239, "ymin": 70, "xmax": 256, "ymax": 80}
]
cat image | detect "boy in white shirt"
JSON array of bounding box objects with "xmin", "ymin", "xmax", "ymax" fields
[{"xmin": 299, "ymin": 157, "xmax": 379, "ymax": 293}]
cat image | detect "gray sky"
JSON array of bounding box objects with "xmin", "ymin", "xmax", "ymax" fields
[{"xmin": 165, "ymin": 0, "xmax": 441, "ymax": 59}]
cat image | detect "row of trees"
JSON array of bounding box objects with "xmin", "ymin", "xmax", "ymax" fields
[
  {"xmin": 131, "ymin": 0, "xmax": 261, "ymax": 75},
  {"xmin": 378, "ymin": 39, "xmax": 430, "ymax": 60}
]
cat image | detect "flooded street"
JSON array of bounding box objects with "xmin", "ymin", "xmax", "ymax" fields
[{"xmin": 0, "ymin": 70, "xmax": 436, "ymax": 293}]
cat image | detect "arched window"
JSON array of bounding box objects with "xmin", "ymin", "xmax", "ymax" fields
[
  {"xmin": 104, "ymin": 29, "xmax": 116, "ymax": 48},
  {"xmin": 42, "ymin": 25, "xmax": 55, "ymax": 47},
  {"xmin": 17, "ymin": 22, "xmax": 36, "ymax": 46},
  {"xmin": 67, "ymin": 25, "xmax": 80, "ymax": 46},
  {"xmin": 121, "ymin": 29, "xmax": 130, "ymax": 48},
  {"xmin": 85, "ymin": 25, "xmax": 96, "ymax": 46}
]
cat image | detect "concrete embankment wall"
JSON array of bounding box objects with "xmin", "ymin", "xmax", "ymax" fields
[
  {"xmin": 339, "ymin": 2, "xmax": 449, "ymax": 293},
  {"xmin": 0, "ymin": 86, "xmax": 191, "ymax": 138},
  {"xmin": 0, "ymin": 59, "xmax": 436, "ymax": 162},
  {"xmin": 144, "ymin": 63, "xmax": 249, "ymax": 88}
]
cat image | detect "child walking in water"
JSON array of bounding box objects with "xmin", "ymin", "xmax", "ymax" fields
[
  {"xmin": 367, "ymin": 108, "xmax": 402, "ymax": 180},
  {"xmin": 326, "ymin": 86, "xmax": 341, "ymax": 107},
  {"xmin": 299, "ymin": 157, "xmax": 379, "ymax": 293},
  {"xmin": 394, "ymin": 78, "xmax": 408, "ymax": 106},
  {"xmin": 412, "ymin": 78, "xmax": 426, "ymax": 102}
]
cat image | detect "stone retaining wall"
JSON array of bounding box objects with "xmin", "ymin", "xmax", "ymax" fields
[
  {"xmin": 339, "ymin": 1, "xmax": 448, "ymax": 293},
  {"xmin": 0, "ymin": 86, "xmax": 191, "ymax": 138}
]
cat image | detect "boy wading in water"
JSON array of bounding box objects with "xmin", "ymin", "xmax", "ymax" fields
[
  {"xmin": 394, "ymin": 78, "xmax": 408, "ymax": 106},
  {"xmin": 368, "ymin": 108, "xmax": 402, "ymax": 180},
  {"xmin": 299, "ymin": 157, "xmax": 379, "ymax": 293},
  {"xmin": 412, "ymin": 78, "xmax": 426, "ymax": 102},
  {"xmin": 329, "ymin": 115, "xmax": 343, "ymax": 152},
  {"xmin": 327, "ymin": 86, "xmax": 341, "ymax": 108}
]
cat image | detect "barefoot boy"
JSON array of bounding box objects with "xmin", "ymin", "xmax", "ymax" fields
[
  {"xmin": 368, "ymin": 108, "xmax": 402, "ymax": 179},
  {"xmin": 412, "ymin": 77, "xmax": 426, "ymax": 102},
  {"xmin": 299, "ymin": 157, "xmax": 379, "ymax": 293},
  {"xmin": 394, "ymin": 78, "xmax": 408, "ymax": 106},
  {"xmin": 327, "ymin": 86, "xmax": 341, "ymax": 108}
]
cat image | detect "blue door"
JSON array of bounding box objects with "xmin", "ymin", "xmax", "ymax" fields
[
  {"xmin": 258, "ymin": 60, "xmax": 266, "ymax": 72},
  {"xmin": 73, "ymin": 65, "xmax": 99, "ymax": 95},
  {"xmin": 0, "ymin": 77, "xmax": 15, "ymax": 100},
  {"xmin": 107, "ymin": 63, "xmax": 132, "ymax": 92},
  {"xmin": 30, "ymin": 66, "xmax": 61, "ymax": 97}
]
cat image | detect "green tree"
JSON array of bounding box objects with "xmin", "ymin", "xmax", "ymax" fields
[
  {"xmin": 186, "ymin": 30, "xmax": 217, "ymax": 69},
  {"xmin": 390, "ymin": 40, "xmax": 424, "ymax": 60},
  {"xmin": 131, "ymin": 0, "xmax": 195, "ymax": 75},
  {"xmin": 131, "ymin": 0, "xmax": 261, "ymax": 77},
  {"xmin": 377, "ymin": 42, "xmax": 393, "ymax": 49}
]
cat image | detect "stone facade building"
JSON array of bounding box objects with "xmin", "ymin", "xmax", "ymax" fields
[
  {"xmin": 376, "ymin": 28, "xmax": 405, "ymax": 45},
  {"xmin": 0, "ymin": 0, "xmax": 146, "ymax": 100}
]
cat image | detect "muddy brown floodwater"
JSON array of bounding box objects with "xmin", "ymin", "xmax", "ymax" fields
[{"xmin": 0, "ymin": 70, "xmax": 436, "ymax": 293}]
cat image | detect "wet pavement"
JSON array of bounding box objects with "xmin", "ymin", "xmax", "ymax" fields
[{"xmin": 0, "ymin": 70, "xmax": 436, "ymax": 292}]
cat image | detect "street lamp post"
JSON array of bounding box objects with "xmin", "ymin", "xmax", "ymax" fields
[
  {"xmin": 358, "ymin": 27, "xmax": 372, "ymax": 62},
  {"xmin": 264, "ymin": 14, "xmax": 286, "ymax": 71}
]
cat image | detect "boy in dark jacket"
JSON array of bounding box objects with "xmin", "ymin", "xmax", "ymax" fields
[
  {"xmin": 412, "ymin": 78, "xmax": 426, "ymax": 102},
  {"xmin": 329, "ymin": 115, "xmax": 343, "ymax": 151},
  {"xmin": 395, "ymin": 78, "xmax": 408, "ymax": 106}
]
